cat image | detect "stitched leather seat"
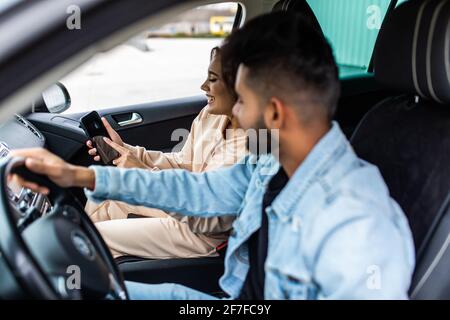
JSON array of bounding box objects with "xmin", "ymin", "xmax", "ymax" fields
[
  {"xmin": 350, "ymin": 0, "xmax": 450, "ymax": 299},
  {"xmin": 272, "ymin": 0, "xmax": 323, "ymax": 35}
]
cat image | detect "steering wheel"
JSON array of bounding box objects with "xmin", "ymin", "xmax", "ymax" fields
[{"xmin": 0, "ymin": 156, "xmax": 128, "ymax": 300}]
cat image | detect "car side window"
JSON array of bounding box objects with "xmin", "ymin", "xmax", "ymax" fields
[
  {"xmin": 306, "ymin": 0, "xmax": 403, "ymax": 77},
  {"xmin": 60, "ymin": 2, "xmax": 240, "ymax": 114}
]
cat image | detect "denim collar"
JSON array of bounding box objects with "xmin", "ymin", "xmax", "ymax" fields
[{"xmin": 270, "ymin": 121, "xmax": 349, "ymax": 220}]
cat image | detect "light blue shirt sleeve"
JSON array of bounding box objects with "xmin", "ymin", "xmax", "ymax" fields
[{"xmin": 84, "ymin": 156, "xmax": 255, "ymax": 218}]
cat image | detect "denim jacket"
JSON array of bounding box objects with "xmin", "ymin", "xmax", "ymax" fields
[{"xmin": 86, "ymin": 122, "xmax": 415, "ymax": 299}]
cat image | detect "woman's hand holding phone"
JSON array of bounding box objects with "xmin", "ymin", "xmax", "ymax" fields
[
  {"xmin": 86, "ymin": 117, "xmax": 123, "ymax": 162},
  {"xmin": 86, "ymin": 117, "xmax": 147, "ymax": 169}
]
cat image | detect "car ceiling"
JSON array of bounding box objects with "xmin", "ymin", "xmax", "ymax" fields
[{"xmin": 0, "ymin": 0, "xmax": 275, "ymax": 123}]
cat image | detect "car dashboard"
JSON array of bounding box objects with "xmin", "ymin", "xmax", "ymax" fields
[{"xmin": 0, "ymin": 114, "xmax": 52, "ymax": 226}]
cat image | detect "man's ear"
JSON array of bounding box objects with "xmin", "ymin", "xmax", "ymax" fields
[{"xmin": 264, "ymin": 97, "xmax": 285, "ymax": 130}]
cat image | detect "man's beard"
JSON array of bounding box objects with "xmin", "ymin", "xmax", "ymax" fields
[{"xmin": 245, "ymin": 116, "xmax": 277, "ymax": 156}]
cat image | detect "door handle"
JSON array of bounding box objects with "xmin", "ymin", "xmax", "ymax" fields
[{"xmin": 117, "ymin": 113, "xmax": 142, "ymax": 127}]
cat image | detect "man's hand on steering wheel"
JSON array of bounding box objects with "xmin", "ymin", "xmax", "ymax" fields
[
  {"xmin": 1, "ymin": 150, "xmax": 128, "ymax": 300},
  {"xmin": 9, "ymin": 148, "xmax": 95, "ymax": 194}
]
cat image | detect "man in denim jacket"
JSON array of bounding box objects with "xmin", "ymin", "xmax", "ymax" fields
[{"xmin": 12, "ymin": 12, "xmax": 415, "ymax": 299}]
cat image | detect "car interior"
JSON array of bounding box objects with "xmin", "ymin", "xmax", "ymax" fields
[{"xmin": 0, "ymin": 0, "xmax": 449, "ymax": 299}]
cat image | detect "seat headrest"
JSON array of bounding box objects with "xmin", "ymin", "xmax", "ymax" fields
[
  {"xmin": 374, "ymin": 0, "xmax": 450, "ymax": 104},
  {"xmin": 272, "ymin": 0, "xmax": 323, "ymax": 36}
]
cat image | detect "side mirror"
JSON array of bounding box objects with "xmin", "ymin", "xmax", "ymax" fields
[{"xmin": 40, "ymin": 82, "xmax": 71, "ymax": 114}]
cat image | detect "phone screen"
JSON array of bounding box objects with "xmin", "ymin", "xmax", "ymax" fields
[
  {"xmin": 80, "ymin": 111, "xmax": 109, "ymax": 139},
  {"xmin": 80, "ymin": 111, "xmax": 119, "ymax": 164}
]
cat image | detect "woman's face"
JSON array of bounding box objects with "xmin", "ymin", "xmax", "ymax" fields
[{"xmin": 200, "ymin": 51, "xmax": 235, "ymax": 116}]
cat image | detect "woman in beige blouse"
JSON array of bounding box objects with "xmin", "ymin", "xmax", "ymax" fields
[{"xmin": 85, "ymin": 47, "xmax": 247, "ymax": 259}]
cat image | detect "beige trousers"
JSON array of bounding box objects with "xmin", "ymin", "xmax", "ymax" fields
[{"xmin": 85, "ymin": 200, "xmax": 224, "ymax": 259}]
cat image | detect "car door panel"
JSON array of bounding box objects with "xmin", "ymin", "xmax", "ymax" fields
[
  {"xmin": 68, "ymin": 95, "xmax": 206, "ymax": 153},
  {"xmin": 26, "ymin": 95, "xmax": 206, "ymax": 161}
]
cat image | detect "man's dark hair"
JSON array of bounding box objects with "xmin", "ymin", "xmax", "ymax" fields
[{"xmin": 221, "ymin": 11, "xmax": 340, "ymax": 123}]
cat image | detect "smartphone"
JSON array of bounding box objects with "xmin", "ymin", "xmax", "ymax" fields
[{"xmin": 80, "ymin": 111, "xmax": 119, "ymax": 165}]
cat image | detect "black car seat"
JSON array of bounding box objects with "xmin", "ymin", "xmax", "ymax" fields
[
  {"xmin": 116, "ymin": 0, "xmax": 323, "ymax": 296},
  {"xmin": 350, "ymin": 0, "xmax": 450, "ymax": 299},
  {"xmin": 272, "ymin": 0, "xmax": 323, "ymax": 35}
]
